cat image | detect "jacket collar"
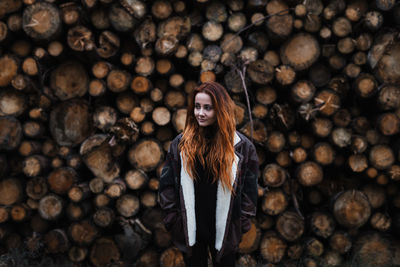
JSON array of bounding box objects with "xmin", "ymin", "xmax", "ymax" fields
[{"xmin": 179, "ymin": 132, "xmax": 242, "ymax": 249}]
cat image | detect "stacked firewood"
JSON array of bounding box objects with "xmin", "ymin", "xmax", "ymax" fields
[{"xmin": 1, "ymin": 0, "xmax": 400, "ymax": 266}]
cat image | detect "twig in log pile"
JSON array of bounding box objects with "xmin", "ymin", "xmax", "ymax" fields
[
  {"xmin": 288, "ymin": 172, "xmax": 304, "ymax": 220},
  {"xmin": 233, "ymin": 60, "xmax": 254, "ymax": 142}
]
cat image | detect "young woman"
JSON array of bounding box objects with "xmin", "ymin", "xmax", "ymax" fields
[{"xmin": 159, "ymin": 82, "xmax": 259, "ymax": 266}]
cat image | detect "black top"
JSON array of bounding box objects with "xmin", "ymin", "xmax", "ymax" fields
[{"xmin": 194, "ymin": 154, "xmax": 217, "ymax": 244}]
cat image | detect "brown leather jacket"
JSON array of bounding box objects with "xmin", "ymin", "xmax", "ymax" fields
[{"xmin": 158, "ymin": 131, "xmax": 259, "ymax": 262}]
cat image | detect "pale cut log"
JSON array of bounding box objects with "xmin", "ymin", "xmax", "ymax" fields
[
  {"xmin": 312, "ymin": 142, "xmax": 335, "ymax": 166},
  {"xmin": 69, "ymin": 220, "xmax": 98, "ymax": 245},
  {"xmin": 151, "ymin": 1, "xmax": 172, "ymax": 19},
  {"xmin": 312, "ymin": 117, "xmax": 332, "ymax": 138},
  {"xmin": 48, "ymin": 167, "xmax": 77, "ymax": 195},
  {"xmin": 365, "ymin": 11, "xmax": 384, "ymax": 31},
  {"xmin": 276, "ymin": 151, "xmax": 291, "ymax": 167},
  {"xmin": 152, "ymin": 107, "xmax": 171, "ymax": 126},
  {"xmin": 291, "ymin": 80, "xmax": 315, "ymax": 103},
  {"xmin": 370, "ymin": 212, "xmax": 391, "ymax": 231},
  {"xmin": 266, "ymin": 0, "xmax": 293, "ymax": 38},
  {"xmin": 261, "ymin": 189, "xmax": 288, "ymax": 216},
  {"xmin": 378, "ymin": 112, "xmax": 400, "ymax": 136},
  {"xmin": 44, "ymin": 229, "xmax": 69, "ymax": 254},
  {"xmin": 0, "ymin": 178, "xmax": 22, "ymax": 205},
  {"xmin": 38, "ymin": 194, "xmax": 63, "ymax": 220},
  {"xmin": 26, "ymin": 176, "xmax": 48, "ymax": 200},
  {"xmin": 296, "ymin": 161, "xmax": 323, "ymax": 186},
  {"xmin": 106, "ymin": 69, "xmax": 131, "ymax": 93},
  {"xmin": 93, "ymin": 106, "xmax": 117, "ymax": 131},
  {"xmin": 60, "ymin": 2, "xmax": 79, "ymax": 25},
  {"xmin": 259, "ymin": 231, "xmax": 287, "ymax": 263},
  {"xmin": 267, "ymin": 131, "xmax": 285, "ymax": 153},
  {"xmin": 141, "ymin": 121, "xmax": 155, "ymax": 136},
  {"xmin": 66, "ymin": 154, "xmax": 82, "ymax": 170},
  {"xmin": 0, "ymin": 89, "xmax": 26, "ymax": 117},
  {"xmin": 275, "ymin": 65, "xmax": 295, "ymax": 85},
  {"xmin": 333, "ymin": 190, "xmax": 371, "ymax": 228},
  {"xmin": 68, "ymin": 183, "xmax": 90, "ymax": 203},
  {"xmin": 0, "ymin": 116, "xmax": 22, "ymax": 150},
  {"xmin": 120, "ymin": 0, "xmax": 146, "ymax": 19},
  {"xmin": 202, "ymin": 20, "xmax": 223, "ymax": 42},
  {"xmin": 18, "ymin": 140, "xmax": 42, "ymax": 157},
  {"xmin": 280, "ymin": 33, "xmax": 320, "ymax": 71},
  {"xmin": 135, "ymin": 56, "xmax": 155, "ymax": 77},
  {"xmin": 247, "ymin": 60, "xmax": 274, "ymax": 85},
  {"xmin": 348, "ymin": 154, "xmax": 368, "ymax": 173},
  {"xmin": 256, "ymin": 86, "xmax": 276, "ymax": 105},
  {"xmin": 292, "ymin": 147, "xmax": 307, "ymax": 163},
  {"xmin": 116, "ymin": 194, "xmax": 140, "ymax": 217},
  {"xmin": 227, "ymin": 12, "xmax": 246, "ymax": 32},
  {"xmin": 50, "ymin": 100, "xmax": 92, "ymax": 147},
  {"xmin": 105, "ymin": 179, "xmax": 126, "ymax": 198},
  {"xmin": 128, "ymin": 139, "xmax": 164, "ymax": 172},
  {"xmin": 22, "ymin": 121, "xmax": 45, "ymax": 139},
  {"xmin": 92, "ymin": 61, "xmax": 111, "ymax": 79},
  {"xmin": 369, "ymin": 145, "xmax": 395, "ymax": 170},
  {"xmin": 23, "ymin": 155, "xmax": 49, "ymax": 177},
  {"xmin": 239, "ymin": 221, "xmax": 261, "ymax": 254},
  {"xmin": 22, "ymin": 2, "xmax": 61, "ymax": 40},
  {"xmin": 94, "ymin": 194, "xmax": 111, "ymax": 208},
  {"xmin": 21, "ymin": 57, "xmax": 38, "ymax": 76},
  {"xmin": 11, "ymin": 74, "xmax": 29, "ymax": 91},
  {"xmin": 252, "ymin": 104, "xmax": 268, "ymax": 120},
  {"xmin": 164, "ymin": 91, "xmax": 185, "ymax": 109},
  {"xmin": 220, "ymin": 33, "xmax": 243, "ymax": 54},
  {"xmin": 172, "ymin": 109, "xmax": 187, "ymax": 133},
  {"xmin": 186, "ymin": 33, "xmax": 204, "ymax": 52},
  {"xmin": 141, "ymin": 191, "xmax": 157, "ymax": 208},
  {"xmin": 155, "ymin": 35, "xmax": 179, "ymax": 56},
  {"xmin": 0, "ymin": 55, "xmax": 18, "ymax": 87}
]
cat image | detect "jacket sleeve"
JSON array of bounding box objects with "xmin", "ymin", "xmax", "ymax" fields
[
  {"xmin": 158, "ymin": 142, "xmax": 180, "ymax": 231},
  {"xmin": 240, "ymin": 142, "xmax": 259, "ymax": 233}
]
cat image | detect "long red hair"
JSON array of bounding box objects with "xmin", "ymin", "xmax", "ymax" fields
[{"xmin": 179, "ymin": 82, "xmax": 236, "ymax": 192}]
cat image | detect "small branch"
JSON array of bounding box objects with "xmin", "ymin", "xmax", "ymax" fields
[
  {"xmin": 223, "ymin": 8, "xmax": 294, "ymax": 48},
  {"xmin": 234, "ymin": 62, "xmax": 254, "ymax": 142}
]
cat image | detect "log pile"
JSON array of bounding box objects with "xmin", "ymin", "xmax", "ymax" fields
[{"xmin": 1, "ymin": 0, "xmax": 400, "ymax": 266}]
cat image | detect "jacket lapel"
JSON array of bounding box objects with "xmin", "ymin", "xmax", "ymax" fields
[{"xmin": 179, "ymin": 132, "xmax": 242, "ymax": 248}]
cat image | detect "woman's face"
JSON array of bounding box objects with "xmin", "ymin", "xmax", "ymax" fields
[{"xmin": 194, "ymin": 92, "xmax": 216, "ymax": 127}]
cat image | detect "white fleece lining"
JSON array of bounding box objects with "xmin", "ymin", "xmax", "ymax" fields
[
  {"xmin": 180, "ymin": 132, "xmax": 241, "ymax": 248},
  {"xmin": 180, "ymin": 153, "xmax": 196, "ymax": 246}
]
